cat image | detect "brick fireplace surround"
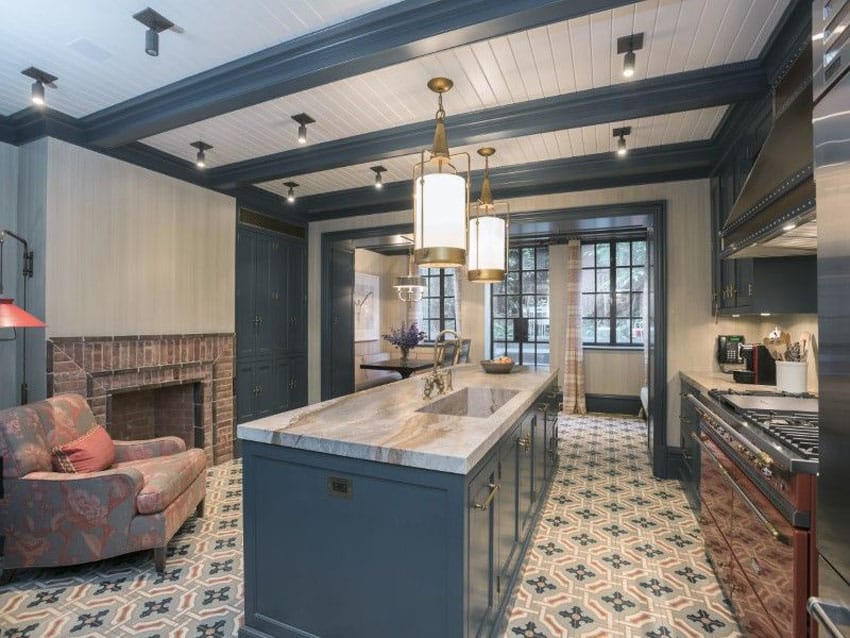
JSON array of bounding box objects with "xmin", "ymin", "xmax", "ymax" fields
[{"xmin": 47, "ymin": 334, "xmax": 235, "ymax": 465}]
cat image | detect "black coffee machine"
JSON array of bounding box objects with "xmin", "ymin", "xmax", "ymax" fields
[{"xmin": 733, "ymin": 344, "xmax": 776, "ymax": 385}]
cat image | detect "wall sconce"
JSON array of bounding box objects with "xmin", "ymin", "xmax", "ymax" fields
[{"xmin": 0, "ymin": 230, "xmax": 46, "ymax": 405}]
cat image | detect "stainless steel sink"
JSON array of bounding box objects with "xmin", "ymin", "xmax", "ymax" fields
[{"xmin": 416, "ymin": 386, "xmax": 519, "ymax": 418}]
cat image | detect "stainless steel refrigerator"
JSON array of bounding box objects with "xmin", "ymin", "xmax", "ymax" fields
[{"xmin": 809, "ymin": 1, "xmax": 850, "ymax": 634}]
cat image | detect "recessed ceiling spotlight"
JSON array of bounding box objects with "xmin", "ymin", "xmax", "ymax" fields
[
  {"xmin": 613, "ymin": 126, "xmax": 631, "ymax": 157},
  {"xmin": 782, "ymin": 222, "xmax": 797, "ymax": 232},
  {"xmin": 190, "ymin": 141, "xmax": 212, "ymax": 168},
  {"xmin": 284, "ymin": 181, "xmax": 299, "ymax": 203},
  {"xmin": 617, "ymin": 33, "xmax": 644, "ymax": 78},
  {"xmin": 370, "ymin": 166, "xmax": 386, "ymax": 190},
  {"xmin": 21, "ymin": 67, "xmax": 57, "ymax": 107},
  {"xmin": 133, "ymin": 7, "xmax": 176, "ymax": 57},
  {"xmin": 291, "ymin": 113, "xmax": 315, "ymax": 145}
]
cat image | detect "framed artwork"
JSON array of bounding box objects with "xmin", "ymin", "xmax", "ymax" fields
[{"xmin": 354, "ymin": 272, "xmax": 380, "ymax": 342}]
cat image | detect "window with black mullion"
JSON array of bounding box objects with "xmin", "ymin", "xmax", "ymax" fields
[
  {"xmin": 420, "ymin": 268, "xmax": 456, "ymax": 342},
  {"xmin": 581, "ymin": 240, "xmax": 646, "ymax": 346}
]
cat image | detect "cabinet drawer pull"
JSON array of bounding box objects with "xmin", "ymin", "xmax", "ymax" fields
[
  {"xmin": 472, "ymin": 482, "xmax": 500, "ymax": 511},
  {"xmin": 517, "ymin": 435, "xmax": 531, "ymax": 452}
]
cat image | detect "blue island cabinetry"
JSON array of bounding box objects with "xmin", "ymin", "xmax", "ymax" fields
[{"xmin": 238, "ymin": 367, "xmax": 559, "ymax": 638}]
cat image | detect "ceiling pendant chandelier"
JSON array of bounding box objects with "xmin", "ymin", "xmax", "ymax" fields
[
  {"xmin": 393, "ymin": 246, "xmax": 427, "ymax": 302},
  {"xmin": 412, "ymin": 78, "xmax": 470, "ymax": 269},
  {"xmin": 468, "ymin": 147, "xmax": 509, "ymax": 283}
]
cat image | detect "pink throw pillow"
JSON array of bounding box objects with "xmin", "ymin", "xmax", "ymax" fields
[{"xmin": 52, "ymin": 425, "xmax": 116, "ymax": 473}]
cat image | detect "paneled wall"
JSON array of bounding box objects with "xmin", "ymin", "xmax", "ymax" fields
[
  {"xmin": 0, "ymin": 142, "xmax": 20, "ymax": 409},
  {"xmin": 45, "ymin": 140, "xmax": 236, "ymax": 337}
]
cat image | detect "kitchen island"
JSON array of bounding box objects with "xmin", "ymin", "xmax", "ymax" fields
[{"xmin": 237, "ymin": 364, "xmax": 559, "ymax": 638}]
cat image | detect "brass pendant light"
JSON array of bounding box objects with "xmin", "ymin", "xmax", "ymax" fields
[
  {"xmin": 467, "ymin": 147, "xmax": 509, "ymax": 283},
  {"xmin": 412, "ymin": 78, "xmax": 470, "ymax": 268}
]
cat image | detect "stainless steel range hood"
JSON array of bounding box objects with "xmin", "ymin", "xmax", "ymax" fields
[{"xmin": 721, "ymin": 47, "xmax": 816, "ymax": 258}]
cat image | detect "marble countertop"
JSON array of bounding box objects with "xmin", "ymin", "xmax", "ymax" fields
[
  {"xmin": 237, "ymin": 364, "xmax": 558, "ymax": 475},
  {"xmin": 679, "ymin": 370, "xmax": 818, "ymax": 396}
]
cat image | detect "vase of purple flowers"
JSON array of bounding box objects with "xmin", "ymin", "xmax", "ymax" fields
[{"xmin": 382, "ymin": 322, "xmax": 426, "ymax": 362}]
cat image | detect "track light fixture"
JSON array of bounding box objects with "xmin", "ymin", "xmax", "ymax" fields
[
  {"xmin": 613, "ymin": 127, "xmax": 631, "ymax": 157},
  {"xmin": 133, "ymin": 7, "xmax": 176, "ymax": 57},
  {"xmin": 370, "ymin": 166, "xmax": 386, "ymax": 190},
  {"xmin": 291, "ymin": 113, "xmax": 315, "ymax": 145},
  {"xmin": 284, "ymin": 181, "xmax": 299, "ymax": 203},
  {"xmin": 190, "ymin": 141, "xmax": 212, "ymax": 168},
  {"xmin": 617, "ymin": 33, "xmax": 644, "ymax": 78},
  {"xmin": 21, "ymin": 67, "xmax": 57, "ymax": 107}
]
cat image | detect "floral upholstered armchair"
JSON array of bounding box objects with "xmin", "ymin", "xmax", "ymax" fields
[{"xmin": 0, "ymin": 394, "xmax": 206, "ymax": 582}]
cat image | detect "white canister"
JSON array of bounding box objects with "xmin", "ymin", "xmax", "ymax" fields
[{"xmin": 776, "ymin": 361, "xmax": 807, "ymax": 393}]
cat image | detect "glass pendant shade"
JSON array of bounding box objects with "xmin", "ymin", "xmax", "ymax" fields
[
  {"xmin": 414, "ymin": 172, "xmax": 467, "ymax": 267},
  {"xmin": 468, "ymin": 215, "xmax": 506, "ymax": 282},
  {"xmin": 394, "ymin": 253, "xmax": 426, "ymax": 302}
]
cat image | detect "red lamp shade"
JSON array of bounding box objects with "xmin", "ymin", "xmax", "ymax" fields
[{"xmin": 0, "ymin": 298, "xmax": 45, "ymax": 328}]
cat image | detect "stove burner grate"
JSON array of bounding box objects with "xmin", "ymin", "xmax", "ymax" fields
[{"xmin": 743, "ymin": 409, "xmax": 819, "ymax": 459}]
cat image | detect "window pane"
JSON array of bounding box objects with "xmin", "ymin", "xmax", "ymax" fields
[
  {"xmin": 595, "ymin": 294, "xmax": 610, "ymax": 317},
  {"xmin": 581, "ymin": 269, "xmax": 595, "ymax": 293},
  {"xmin": 616, "ymin": 241, "xmax": 631, "ymax": 266},
  {"xmin": 615, "ymin": 293, "xmax": 630, "ymax": 318},
  {"xmin": 631, "ymin": 267, "xmax": 646, "ymax": 291},
  {"xmin": 538, "ymin": 248, "xmax": 550, "ymax": 269},
  {"xmin": 429, "ymin": 298, "xmax": 440, "ymax": 318},
  {"xmin": 493, "ymin": 295, "xmax": 506, "ymax": 317},
  {"xmin": 506, "ymin": 272, "xmax": 520, "ymax": 294},
  {"xmin": 535, "ymin": 296, "xmax": 549, "ymax": 317},
  {"xmin": 616, "ymin": 319, "xmax": 631, "ymax": 344},
  {"xmin": 632, "ymin": 292, "xmax": 644, "ymax": 317},
  {"xmin": 581, "ymin": 244, "xmax": 595, "ymax": 267},
  {"xmin": 581, "ymin": 294, "xmax": 595, "ymax": 317},
  {"xmin": 492, "ymin": 280, "xmax": 505, "ymax": 295},
  {"xmin": 522, "ymin": 247, "xmax": 535, "ymax": 269},
  {"xmin": 535, "ymin": 320, "xmax": 550, "ymax": 342},
  {"xmin": 444, "ymin": 301, "xmax": 456, "ymax": 319},
  {"xmin": 445, "ymin": 318, "xmax": 456, "ymax": 332},
  {"xmin": 632, "ymin": 320, "xmax": 645, "ymax": 344},
  {"xmin": 493, "ymin": 320, "xmax": 506, "ymax": 340},
  {"xmin": 507, "ymin": 296, "xmax": 521, "ymax": 317},
  {"xmin": 596, "ymin": 243, "xmax": 610, "ymax": 267},
  {"xmin": 521, "ymin": 296, "xmax": 536, "ymax": 319},
  {"xmin": 505, "ymin": 342, "xmax": 520, "ymax": 361},
  {"xmin": 522, "ymin": 271, "xmax": 535, "ymax": 292},
  {"xmin": 632, "ymin": 241, "xmax": 647, "ymax": 265},
  {"xmin": 508, "ymin": 249, "xmax": 520, "ymax": 270},
  {"xmin": 536, "ymin": 270, "xmax": 549, "ymax": 294},
  {"xmin": 596, "ymin": 269, "xmax": 610, "ymax": 293},
  {"xmin": 596, "ymin": 319, "xmax": 610, "ymax": 343},
  {"xmin": 534, "ymin": 343, "xmax": 550, "ymax": 365},
  {"xmin": 444, "ymin": 272, "xmax": 456, "ymax": 296},
  {"xmin": 616, "ymin": 267, "xmax": 631, "ymax": 292},
  {"xmin": 582, "ymin": 319, "xmax": 596, "ymax": 342}
]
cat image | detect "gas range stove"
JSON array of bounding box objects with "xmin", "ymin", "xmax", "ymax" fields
[{"xmin": 708, "ymin": 388, "xmax": 819, "ymax": 466}]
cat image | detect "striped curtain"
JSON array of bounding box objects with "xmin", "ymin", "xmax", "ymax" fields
[
  {"xmin": 562, "ymin": 240, "xmax": 587, "ymax": 414},
  {"xmin": 452, "ymin": 266, "xmax": 464, "ymax": 337}
]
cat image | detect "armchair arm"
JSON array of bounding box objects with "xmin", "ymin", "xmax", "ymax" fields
[
  {"xmin": 113, "ymin": 436, "xmax": 186, "ymax": 462},
  {"xmin": 0, "ymin": 468, "xmax": 145, "ymax": 568}
]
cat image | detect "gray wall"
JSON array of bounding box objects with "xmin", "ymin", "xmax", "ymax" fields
[{"xmin": 0, "ymin": 142, "xmax": 20, "ymax": 409}]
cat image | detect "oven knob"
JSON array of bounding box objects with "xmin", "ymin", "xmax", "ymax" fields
[{"xmin": 763, "ymin": 467, "xmax": 773, "ymax": 478}]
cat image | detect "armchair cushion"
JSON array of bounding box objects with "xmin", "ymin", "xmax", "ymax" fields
[
  {"xmin": 52, "ymin": 425, "xmax": 116, "ymax": 473},
  {"xmin": 112, "ymin": 436, "xmax": 186, "ymax": 463},
  {"xmin": 114, "ymin": 448, "xmax": 206, "ymax": 515}
]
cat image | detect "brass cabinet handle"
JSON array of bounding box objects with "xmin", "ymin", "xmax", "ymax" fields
[
  {"xmin": 517, "ymin": 435, "xmax": 531, "ymax": 452},
  {"xmin": 748, "ymin": 283, "xmax": 753, "ymax": 296},
  {"xmin": 472, "ymin": 482, "xmax": 500, "ymax": 511}
]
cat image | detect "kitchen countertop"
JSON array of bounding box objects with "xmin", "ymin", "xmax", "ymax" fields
[
  {"xmin": 680, "ymin": 370, "xmax": 818, "ymax": 396},
  {"xmin": 237, "ymin": 364, "xmax": 558, "ymax": 475}
]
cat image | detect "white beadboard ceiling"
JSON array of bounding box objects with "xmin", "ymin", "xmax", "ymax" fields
[
  {"xmin": 142, "ymin": 0, "xmax": 790, "ymax": 169},
  {"xmin": 0, "ymin": 0, "xmax": 401, "ymax": 117},
  {"xmin": 257, "ymin": 106, "xmax": 729, "ymax": 199}
]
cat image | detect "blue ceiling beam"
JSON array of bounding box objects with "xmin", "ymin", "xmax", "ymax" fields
[
  {"xmin": 288, "ymin": 141, "xmax": 719, "ymax": 220},
  {"xmin": 82, "ymin": 0, "xmax": 635, "ymax": 148},
  {"xmin": 0, "ymin": 117, "xmax": 13, "ymax": 144},
  {"xmin": 208, "ymin": 61, "xmax": 766, "ymax": 189}
]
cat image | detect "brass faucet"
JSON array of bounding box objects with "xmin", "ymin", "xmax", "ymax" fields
[{"xmin": 423, "ymin": 329, "xmax": 462, "ymax": 399}]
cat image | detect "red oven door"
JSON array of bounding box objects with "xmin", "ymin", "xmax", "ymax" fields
[
  {"xmin": 728, "ymin": 468, "xmax": 810, "ymax": 638},
  {"xmin": 697, "ymin": 434, "xmax": 734, "ymax": 579}
]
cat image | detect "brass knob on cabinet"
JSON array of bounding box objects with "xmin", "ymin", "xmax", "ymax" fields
[{"xmin": 518, "ymin": 435, "xmax": 531, "ymax": 452}]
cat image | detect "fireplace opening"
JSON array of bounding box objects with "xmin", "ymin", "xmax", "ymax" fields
[{"xmin": 107, "ymin": 382, "xmax": 203, "ymax": 450}]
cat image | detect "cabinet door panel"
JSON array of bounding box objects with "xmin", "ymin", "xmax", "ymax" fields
[
  {"xmin": 531, "ymin": 413, "xmax": 545, "ymax": 503},
  {"xmin": 468, "ymin": 460, "xmax": 497, "ymax": 638},
  {"xmin": 289, "ymin": 355, "xmax": 308, "ymax": 409},
  {"xmin": 497, "ymin": 433, "xmax": 519, "ymax": 582},
  {"xmin": 271, "ymin": 358, "xmax": 291, "ymax": 415},
  {"xmin": 253, "ymin": 359, "xmax": 275, "ymax": 418},
  {"xmin": 236, "ymin": 231, "xmax": 257, "ymax": 359},
  {"xmin": 266, "ymin": 240, "xmax": 288, "ymax": 354},
  {"xmin": 288, "ymin": 242, "xmax": 307, "ymax": 354},
  {"xmin": 517, "ymin": 416, "xmax": 533, "ymax": 537},
  {"xmin": 254, "ymin": 236, "xmax": 274, "ymax": 357},
  {"xmin": 735, "ymin": 259, "xmax": 753, "ymax": 309},
  {"xmin": 236, "ymin": 361, "xmax": 256, "ymax": 423}
]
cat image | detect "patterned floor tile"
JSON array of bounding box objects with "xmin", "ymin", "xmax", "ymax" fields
[{"xmin": 501, "ymin": 413, "xmax": 741, "ymax": 638}]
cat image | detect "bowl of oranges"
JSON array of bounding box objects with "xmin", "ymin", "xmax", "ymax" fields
[{"xmin": 480, "ymin": 356, "xmax": 515, "ymax": 374}]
